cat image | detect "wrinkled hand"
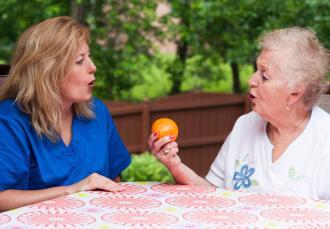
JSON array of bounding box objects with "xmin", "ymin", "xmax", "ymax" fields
[
  {"xmin": 147, "ymin": 133, "xmax": 181, "ymax": 169},
  {"xmin": 69, "ymin": 173, "xmax": 124, "ymax": 194}
]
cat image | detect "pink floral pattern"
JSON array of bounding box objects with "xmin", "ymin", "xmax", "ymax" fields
[
  {"xmin": 152, "ymin": 183, "xmax": 216, "ymax": 194},
  {"xmin": 101, "ymin": 211, "xmax": 178, "ymax": 226},
  {"xmin": 145, "ymin": 192, "xmax": 166, "ymax": 199},
  {"xmin": 261, "ymin": 208, "xmax": 330, "ymax": 223},
  {"xmin": 238, "ymin": 193, "xmax": 306, "ymax": 207},
  {"xmin": 17, "ymin": 211, "xmax": 95, "ymax": 227},
  {"xmin": 29, "ymin": 197, "xmax": 85, "ymax": 210},
  {"xmin": 166, "ymin": 195, "xmax": 235, "ymax": 208},
  {"xmin": 87, "ymin": 183, "xmax": 147, "ymax": 196},
  {"xmin": 183, "ymin": 210, "xmax": 257, "ymax": 225},
  {"xmin": 0, "ymin": 214, "xmax": 10, "ymax": 224},
  {"xmin": 289, "ymin": 224, "xmax": 330, "ymax": 229},
  {"xmin": 82, "ymin": 207, "xmax": 106, "ymax": 214},
  {"xmin": 2, "ymin": 183, "xmax": 330, "ymax": 227},
  {"xmin": 90, "ymin": 196, "xmax": 161, "ymax": 209}
]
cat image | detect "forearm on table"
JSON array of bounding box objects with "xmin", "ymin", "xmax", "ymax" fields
[
  {"xmin": 0, "ymin": 185, "xmax": 72, "ymax": 212},
  {"xmin": 169, "ymin": 163, "xmax": 212, "ymax": 186}
]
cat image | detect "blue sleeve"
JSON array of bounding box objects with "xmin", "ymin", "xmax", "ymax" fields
[
  {"xmin": 97, "ymin": 99, "xmax": 131, "ymax": 179},
  {"xmin": 0, "ymin": 116, "xmax": 30, "ymax": 190}
]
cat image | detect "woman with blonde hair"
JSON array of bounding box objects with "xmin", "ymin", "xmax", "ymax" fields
[
  {"xmin": 149, "ymin": 27, "xmax": 330, "ymax": 200},
  {"xmin": 0, "ymin": 16, "xmax": 131, "ymax": 212}
]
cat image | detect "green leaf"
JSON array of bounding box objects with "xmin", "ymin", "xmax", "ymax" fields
[
  {"xmin": 288, "ymin": 167, "xmax": 296, "ymax": 179},
  {"xmin": 235, "ymin": 159, "xmax": 240, "ymax": 168},
  {"xmin": 252, "ymin": 179, "xmax": 259, "ymax": 186}
]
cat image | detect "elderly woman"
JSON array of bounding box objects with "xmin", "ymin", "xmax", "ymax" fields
[
  {"xmin": 0, "ymin": 17, "xmax": 131, "ymax": 212},
  {"xmin": 148, "ymin": 27, "xmax": 330, "ymax": 200}
]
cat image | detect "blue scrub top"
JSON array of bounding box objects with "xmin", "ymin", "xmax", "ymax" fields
[{"xmin": 0, "ymin": 98, "xmax": 131, "ymax": 190}]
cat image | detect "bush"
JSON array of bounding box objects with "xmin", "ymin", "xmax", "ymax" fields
[{"xmin": 121, "ymin": 152, "xmax": 174, "ymax": 183}]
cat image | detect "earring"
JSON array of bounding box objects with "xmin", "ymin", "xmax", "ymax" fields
[{"xmin": 286, "ymin": 104, "xmax": 290, "ymax": 110}]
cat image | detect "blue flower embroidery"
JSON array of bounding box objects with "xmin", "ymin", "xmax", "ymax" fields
[{"xmin": 233, "ymin": 164, "xmax": 255, "ymax": 190}]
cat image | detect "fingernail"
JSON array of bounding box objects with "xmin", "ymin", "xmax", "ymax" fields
[{"xmin": 153, "ymin": 132, "xmax": 158, "ymax": 137}]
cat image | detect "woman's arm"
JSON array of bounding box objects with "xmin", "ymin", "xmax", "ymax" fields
[
  {"xmin": 0, "ymin": 173, "xmax": 123, "ymax": 212},
  {"xmin": 168, "ymin": 160, "xmax": 212, "ymax": 186},
  {"xmin": 148, "ymin": 133, "xmax": 212, "ymax": 186},
  {"xmin": 0, "ymin": 186, "xmax": 71, "ymax": 212}
]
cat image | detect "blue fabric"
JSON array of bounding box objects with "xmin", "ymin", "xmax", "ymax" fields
[{"xmin": 0, "ymin": 98, "xmax": 131, "ymax": 190}]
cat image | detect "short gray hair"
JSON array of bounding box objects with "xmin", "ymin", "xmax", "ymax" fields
[{"xmin": 259, "ymin": 27, "xmax": 329, "ymax": 108}]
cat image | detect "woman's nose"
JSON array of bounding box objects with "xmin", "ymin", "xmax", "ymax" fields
[
  {"xmin": 88, "ymin": 59, "xmax": 96, "ymax": 74},
  {"xmin": 248, "ymin": 72, "xmax": 258, "ymax": 87}
]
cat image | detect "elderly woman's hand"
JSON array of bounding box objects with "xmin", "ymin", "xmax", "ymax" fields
[
  {"xmin": 147, "ymin": 133, "xmax": 181, "ymax": 169},
  {"xmin": 68, "ymin": 173, "xmax": 124, "ymax": 194}
]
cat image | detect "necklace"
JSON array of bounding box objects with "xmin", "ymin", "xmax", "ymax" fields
[{"xmin": 267, "ymin": 116, "xmax": 309, "ymax": 146}]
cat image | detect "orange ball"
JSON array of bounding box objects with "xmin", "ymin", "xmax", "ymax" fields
[{"xmin": 151, "ymin": 118, "xmax": 179, "ymax": 141}]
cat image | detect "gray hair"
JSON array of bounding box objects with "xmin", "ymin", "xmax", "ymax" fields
[{"xmin": 259, "ymin": 27, "xmax": 330, "ymax": 108}]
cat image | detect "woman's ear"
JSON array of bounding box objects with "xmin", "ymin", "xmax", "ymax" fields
[{"xmin": 287, "ymin": 84, "xmax": 305, "ymax": 106}]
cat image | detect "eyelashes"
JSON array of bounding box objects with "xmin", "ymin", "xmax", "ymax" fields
[
  {"xmin": 75, "ymin": 54, "xmax": 92, "ymax": 65},
  {"xmin": 259, "ymin": 69, "xmax": 269, "ymax": 81},
  {"xmin": 76, "ymin": 59, "xmax": 84, "ymax": 65}
]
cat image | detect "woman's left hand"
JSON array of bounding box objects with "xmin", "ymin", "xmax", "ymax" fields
[
  {"xmin": 68, "ymin": 173, "xmax": 125, "ymax": 194},
  {"xmin": 147, "ymin": 133, "xmax": 181, "ymax": 169}
]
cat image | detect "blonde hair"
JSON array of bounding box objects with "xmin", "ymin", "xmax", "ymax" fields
[
  {"xmin": 0, "ymin": 16, "xmax": 94, "ymax": 141},
  {"xmin": 259, "ymin": 27, "xmax": 330, "ymax": 108}
]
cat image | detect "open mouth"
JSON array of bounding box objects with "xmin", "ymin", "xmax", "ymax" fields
[
  {"xmin": 249, "ymin": 93, "xmax": 256, "ymax": 100},
  {"xmin": 88, "ymin": 80, "xmax": 95, "ymax": 86}
]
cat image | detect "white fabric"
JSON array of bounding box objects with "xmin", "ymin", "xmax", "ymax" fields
[{"xmin": 205, "ymin": 106, "xmax": 330, "ymax": 200}]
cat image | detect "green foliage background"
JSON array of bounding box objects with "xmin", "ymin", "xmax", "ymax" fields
[
  {"xmin": 0, "ymin": 0, "xmax": 329, "ymax": 101},
  {"xmin": 121, "ymin": 152, "xmax": 174, "ymax": 183}
]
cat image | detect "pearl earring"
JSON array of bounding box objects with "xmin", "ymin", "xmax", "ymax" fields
[{"xmin": 286, "ymin": 104, "xmax": 290, "ymax": 110}]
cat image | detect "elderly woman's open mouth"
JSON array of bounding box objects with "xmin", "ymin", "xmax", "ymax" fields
[{"xmin": 249, "ymin": 93, "xmax": 256, "ymax": 101}]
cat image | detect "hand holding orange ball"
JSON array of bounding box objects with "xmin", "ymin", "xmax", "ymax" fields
[{"xmin": 151, "ymin": 118, "xmax": 179, "ymax": 141}]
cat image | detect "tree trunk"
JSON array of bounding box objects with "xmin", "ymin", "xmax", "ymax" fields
[
  {"xmin": 170, "ymin": 0, "xmax": 190, "ymax": 95},
  {"xmin": 230, "ymin": 62, "xmax": 241, "ymax": 93},
  {"xmin": 70, "ymin": 0, "xmax": 89, "ymax": 24},
  {"xmin": 170, "ymin": 40, "xmax": 188, "ymax": 95}
]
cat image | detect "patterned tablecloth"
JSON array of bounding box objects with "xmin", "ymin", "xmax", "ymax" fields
[{"xmin": 1, "ymin": 182, "xmax": 330, "ymax": 228}]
